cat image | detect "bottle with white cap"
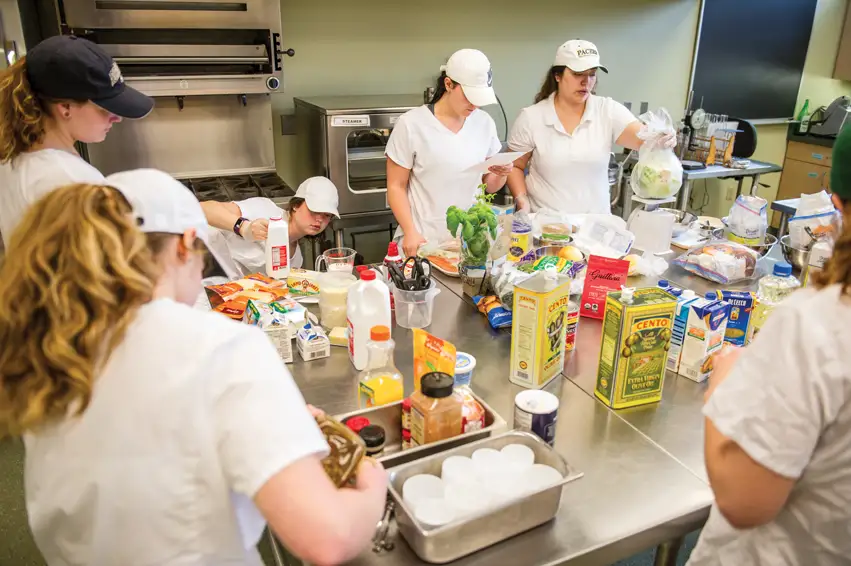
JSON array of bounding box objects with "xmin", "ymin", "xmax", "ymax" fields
[{"xmin": 265, "ymin": 214, "xmax": 290, "ymax": 280}]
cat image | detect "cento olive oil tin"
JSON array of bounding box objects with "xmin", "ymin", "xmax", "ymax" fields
[{"xmin": 595, "ymin": 288, "xmax": 676, "ymax": 409}]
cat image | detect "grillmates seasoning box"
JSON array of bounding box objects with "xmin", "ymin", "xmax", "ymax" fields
[
  {"xmin": 717, "ymin": 290, "xmax": 755, "ymax": 346},
  {"xmin": 595, "ymin": 287, "xmax": 676, "ymax": 409},
  {"xmin": 510, "ymin": 271, "xmax": 572, "ymax": 389},
  {"xmin": 580, "ymin": 255, "xmax": 630, "ymax": 319}
]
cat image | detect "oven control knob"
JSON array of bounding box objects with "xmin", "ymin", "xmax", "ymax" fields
[{"xmin": 266, "ymin": 77, "xmax": 281, "ymax": 91}]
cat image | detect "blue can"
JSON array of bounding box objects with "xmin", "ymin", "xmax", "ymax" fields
[{"xmin": 513, "ymin": 390, "xmax": 559, "ymax": 446}]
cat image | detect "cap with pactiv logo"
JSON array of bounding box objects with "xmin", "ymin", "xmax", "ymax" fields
[
  {"xmin": 553, "ymin": 39, "xmax": 609, "ymax": 74},
  {"xmin": 26, "ymin": 35, "xmax": 154, "ymax": 120}
]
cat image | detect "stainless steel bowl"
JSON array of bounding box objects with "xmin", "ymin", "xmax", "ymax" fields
[
  {"xmin": 779, "ymin": 234, "xmax": 811, "ymax": 272},
  {"xmin": 710, "ymin": 229, "xmax": 777, "ymax": 258}
]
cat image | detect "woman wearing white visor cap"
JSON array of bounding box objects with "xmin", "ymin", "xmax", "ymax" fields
[
  {"xmin": 386, "ymin": 48, "xmax": 511, "ymax": 257},
  {"xmin": 201, "ymin": 176, "xmax": 340, "ymax": 276},
  {"xmin": 507, "ymin": 39, "xmax": 674, "ymax": 215}
]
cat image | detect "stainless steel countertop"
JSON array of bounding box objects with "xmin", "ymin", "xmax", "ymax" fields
[
  {"xmin": 288, "ymin": 274, "xmax": 712, "ymax": 565},
  {"xmin": 770, "ymin": 198, "xmax": 799, "ymax": 216},
  {"xmin": 682, "ymin": 160, "xmax": 781, "ymax": 181},
  {"xmin": 293, "ymin": 94, "xmax": 423, "ymax": 115}
]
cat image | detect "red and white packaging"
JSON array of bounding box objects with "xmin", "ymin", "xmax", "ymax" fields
[{"xmin": 579, "ymin": 255, "xmax": 630, "ymax": 319}]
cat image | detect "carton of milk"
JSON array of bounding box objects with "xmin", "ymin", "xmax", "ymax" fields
[
  {"xmin": 679, "ymin": 295, "xmax": 731, "ymax": 383},
  {"xmin": 717, "ymin": 290, "xmax": 756, "ymax": 346},
  {"xmin": 666, "ymin": 290, "xmax": 700, "ymax": 373}
]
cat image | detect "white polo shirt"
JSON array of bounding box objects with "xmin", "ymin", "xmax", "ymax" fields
[
  {"xmin": 0, "ymin": 149, "xmax": 105, "ymax": 247},
  {"xmin": 386, "ymin": 105, "xmax": 502, "ymax": 241},
  {"xmin": 508, "ymin": 94, "xmax": 636, "ymax": 215},
  {"xmin": 207, "ymin": 197, "xmax": 304, "ymax": 276},
  {"xmin": 24, "ymin": 298, "xmax": 329, "ymax": 566}
]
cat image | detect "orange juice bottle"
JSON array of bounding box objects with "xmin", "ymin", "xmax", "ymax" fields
[{"xmin": 358, "ymin": 326, "xmax": 404, "ymax": 408}]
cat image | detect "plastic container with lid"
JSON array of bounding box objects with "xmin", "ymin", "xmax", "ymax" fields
[
  {"xmin": 752, "ymin": 261, "xmax": 801, "ymax": 336},
  {"xmin": 402, "ymin": 398, "xmax": 412, "ymax": 431},
  {"xmin": 344, "ymin": 416, "xmax": 371, "ymax": 435},
  {"xmin": 409, "ymin": 372, "xmax": 463, "ymax": 447},
  {"xmin": 348, "ymin": 270, "xmax": 392, "ymax": 370},
  {"xmin": 358, "ymin": 325, "xmax": 403, "ymax": 408},
  {"xmin": 319, "ymin": 271, "xmax": 357, "ymax": 329},
  {"xmin": 453, "ymin": 352, "xmax": 477, "ymax": 387},
  {"xmin": 657, "ymin": 279, "xmax": 670, "ymax": 290},
  {"xmin": 359, "ymin": 424, "xmax": 386, "ymax": 457}
]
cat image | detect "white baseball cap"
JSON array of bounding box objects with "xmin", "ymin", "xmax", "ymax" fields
[
  {"xmin": 441, "ymin": 49, "xmax": 497, "ymax": 107},
  {"xmin": 295, "ymin": 176, "xmax": 340, "ymax": 218},
  {"xmin": 105, "ymin": 168, "xmax": 238, "ymax": 279},
  {"xmin": 553, "ymin": 40, "xmax": 608, "ymax": 73}
]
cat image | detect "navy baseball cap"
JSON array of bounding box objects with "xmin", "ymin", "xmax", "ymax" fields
[{"xmin": 26, "ymin": 35, "xmax": 154, "ymax": 120}]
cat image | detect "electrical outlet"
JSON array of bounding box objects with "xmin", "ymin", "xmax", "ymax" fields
[{"xmin": 726, "ymin": 185, "xmax": 736, "ymax": 202}]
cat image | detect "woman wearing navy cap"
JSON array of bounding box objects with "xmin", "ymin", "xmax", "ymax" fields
[{"xmin": 0, "ymin": 35, "xmax": 154, "ymax": 248}]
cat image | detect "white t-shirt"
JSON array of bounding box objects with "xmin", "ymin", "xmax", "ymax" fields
[
  {"xmin": 0, "ymin": 149, "xmax": 105, "ymax": 247},
  {"xmin": 209, "ymin": 197, "xmax": 304, "ymax": 277},
  {"xmin": 687, "ymin": 285, "xmax": 851, "ymax": 566},
  {"xmin": 508, "ymin": 94, "xmax": 636, "ymax": 215},
  {"xmin": 23, "ymin": 298, "xmax": 329, "ymax": 566},
  {"xmin": 385, "ymin": 105, "xmax": 502, "ymax": 241}
]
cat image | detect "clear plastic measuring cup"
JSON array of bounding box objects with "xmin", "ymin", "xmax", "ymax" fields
[
  {"xmin": 392, "ymin": 286, "xmax": 440, "ymax": 329},
  {"xmin": 315, "ymin": 247, "xmax": 356, "ymax": 273}
]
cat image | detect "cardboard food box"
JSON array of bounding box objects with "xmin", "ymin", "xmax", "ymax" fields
[
  {"xmin": 595, "ymin": 288, "xmax": 676, "ymax": 409},
  {"xmin": 580, "ymin": 255, "xmax": 630, "ymax": 319},
  {"xmin": 717, "ymin": 290, "xmax": 755, "ymax": 347},
  {"xmin": 297, "ymin": 324, "xmax": 331, "ymax": 361},
  {"xmin": 510, "ymin": 271, "xmax": 572, "ymax": 389},
  {"xmin": 679, "ymin": 297, "xmax": 731, "ymax": 383},
  {"xmin": 287, "ymin": 268, "xmax": 321, "ymax": 298},
  {"xmin": 243, "ymin": 299, "xmax": 294, "ymax": 363},
  {"xmin": 666, "ymin": 291, "xmax": 700, "ymax": 373}
]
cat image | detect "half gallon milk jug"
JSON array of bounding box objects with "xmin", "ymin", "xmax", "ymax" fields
[
  {"xmin": 347, "ymin": 269, "xmax": 391, "ymax": 370},
  {"xmin": 265, "ymin": 215, "xmax": 290, "ymax": 279}
]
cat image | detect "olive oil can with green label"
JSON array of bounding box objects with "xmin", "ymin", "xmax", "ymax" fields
[{"xmin": 595, "ymin": 288, "xmax": 676, "ymax": 409}]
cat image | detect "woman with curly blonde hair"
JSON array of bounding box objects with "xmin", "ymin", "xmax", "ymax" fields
[
  {"xmin": 0, "ymin": 34, "xmax": 153, "ymax": 248},
  {"xmin": 687, "ymin": 126, "xmax": 851, "ymax": 564},
  {"xmin": 0, "ymin": 169, "xmax": 388, "ymax": 566}
]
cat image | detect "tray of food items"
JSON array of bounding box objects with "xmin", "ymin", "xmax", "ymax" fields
[
  {"xmin": 334, "ymin": 387, "xmax": 506, "ymax": 469},
  {"xmin": 386, "ymin": 430, "xmax": 583, "ymax": 563}
]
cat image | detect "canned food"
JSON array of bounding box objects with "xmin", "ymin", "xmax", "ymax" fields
[
  {"xmin": 565, "ymin": 300, "xmax": 580, "ymax": 353},
  {"xmin": 513, "ymin": 390, "xmax": 559, "ymax": 446}
]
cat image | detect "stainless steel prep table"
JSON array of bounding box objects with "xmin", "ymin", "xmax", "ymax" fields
[
  {"xmin": 678, "ymin": 160, "xmax": 782, "ymax": 212},
  {"xmin": 285, "ymin": 275, "xmax": 713, "ymax": 566}
]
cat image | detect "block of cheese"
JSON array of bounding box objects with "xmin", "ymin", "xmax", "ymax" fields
[{"xmin": 329, "ymin": 326, "xmax": 348, "ymax": 347}]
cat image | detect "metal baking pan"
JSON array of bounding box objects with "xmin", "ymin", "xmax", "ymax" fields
[
  {"xmin": 334, "ymin": 389, "xmax": 506, "ymax": 468},
  {"xmin": 387, "ymin": 430, "xmax": 583, "ymax": 564}
]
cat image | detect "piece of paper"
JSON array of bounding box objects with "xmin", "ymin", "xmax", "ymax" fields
[{"xmin": 465, "ymin": 152, "xmax": 526, "ymax": 174}]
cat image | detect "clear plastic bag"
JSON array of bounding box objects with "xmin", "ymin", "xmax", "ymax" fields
[
  {"xmin": 672, "ymin": 239, "xmax": 761, "ymax": 284},
  {"xmin": 725, "ymin": 195, "xmax": 768, "ymax": 246},
  {"xmin": 788, "ymin": 190, "xmax": 840, "ymax": 249},
  {"xmin": 630, "ymin": 108, "xmax": 683, "ymax": 200}
]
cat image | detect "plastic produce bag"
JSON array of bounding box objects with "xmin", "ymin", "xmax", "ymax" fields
[
  {"xmin": 788, "ymin": 190, "xmax": 840, "ymax": 249},
  {"xmin": 725, "ymin": 195, "xmax": 768, "ymax": 246},
  {"xmin": 672, "ymin": 240, "xmax": 760, "ymax": 284},
  {"xmin": 630, "ymin": 108, "xmax": 683, "ymax": 200}
]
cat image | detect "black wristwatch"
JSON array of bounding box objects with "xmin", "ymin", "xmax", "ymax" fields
[{"xmin": 233, "ymin": 217, "xmax": 249, "ymax": 237}]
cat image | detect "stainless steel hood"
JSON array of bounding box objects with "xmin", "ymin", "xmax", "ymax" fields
[
  {"xmin": 60, "ymin": 0, "xmax": 281, "ymax": 30},
  {"xmin": 54, "ymin": 0, "xmax": 288, "ymax": 96}
]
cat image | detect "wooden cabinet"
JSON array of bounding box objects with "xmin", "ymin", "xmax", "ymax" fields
[
  {"xmin": 772, "ymin": 141, "xmax": 832, "ymax": 226},
  {"xmin": 835, "ymin": 1, "xmax": 851, "ymax": 80}
]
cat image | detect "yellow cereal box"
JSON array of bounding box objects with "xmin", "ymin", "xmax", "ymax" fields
[
  {"xmin": 595, "ymin": 287, "xmax": 676, "ymax": 409},
  {"xmin": 510, "ymin": 271, "xmax": 572, "ymax": 389}
]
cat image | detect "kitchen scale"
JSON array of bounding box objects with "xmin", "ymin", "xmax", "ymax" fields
[{"xmin": 627, "ymin": 195, "xmax": 677, "ymax": 256}]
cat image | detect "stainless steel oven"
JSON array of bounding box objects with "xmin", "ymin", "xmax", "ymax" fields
[{"xmin": 294, "ymin": 95, "xmax": 422, "ymax": 246}]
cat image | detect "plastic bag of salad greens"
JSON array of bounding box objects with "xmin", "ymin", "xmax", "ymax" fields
[{"xmin": 630, "ymin": 108, "xmax": 683, "ymax": 200}]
